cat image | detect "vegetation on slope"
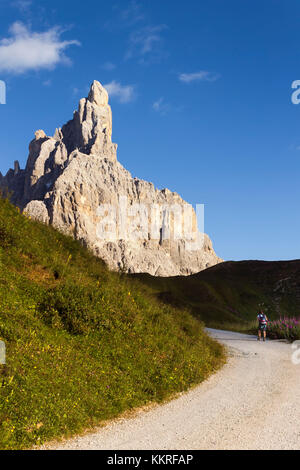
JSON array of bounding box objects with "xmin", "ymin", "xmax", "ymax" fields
[
  {"xmin": 0, "ymin": 197, "xmax": 224, "ymax": 450},
  {"xmin": 267, "ymin": 317, "xmax": 300, "ymax": 341},
  {"xmin": 135, "ymin": 260, "xmax": 300, "ymax": 333}
]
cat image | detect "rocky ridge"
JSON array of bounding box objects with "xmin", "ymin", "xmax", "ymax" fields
[{"xmin": 0, "ymin": 80, "xmax": 222, "ymax": 276}]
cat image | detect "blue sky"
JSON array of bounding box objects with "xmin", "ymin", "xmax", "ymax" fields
[{"xmin": 0, "ymin": 0, "xmax": 299, "ymax": 262}]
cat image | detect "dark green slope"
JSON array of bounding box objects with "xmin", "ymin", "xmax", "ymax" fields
[{"xmin": 135, "ymin": 260, "xmax": 300, "ymax": 329}]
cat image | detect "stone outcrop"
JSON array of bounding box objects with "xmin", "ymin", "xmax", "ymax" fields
[{"xmin": 0, "ymin": 80, "xmax": 222, "ymax": 276}]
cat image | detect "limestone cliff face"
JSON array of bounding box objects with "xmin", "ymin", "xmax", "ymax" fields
[{"xmin": 0, "ymin": 80, "xmax": 222, "ymax": 276}]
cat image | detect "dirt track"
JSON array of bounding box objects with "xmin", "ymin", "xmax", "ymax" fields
[{"xmin": 50, "ymin": 329, "xmax": 300, "ymax": 450}]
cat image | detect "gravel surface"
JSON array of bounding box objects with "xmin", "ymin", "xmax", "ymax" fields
[{"xmin": 48, "ymin": 329, "xmax": 300, "ymax": 450}]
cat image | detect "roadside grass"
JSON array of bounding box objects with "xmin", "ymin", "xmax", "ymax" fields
[
  {"xmin": 0, "ymin": 197, "xmax": 225, "ymax": 450},
  {"xmin": 206, "ymin": 320, "xmax": 258, "ymax": 335}
]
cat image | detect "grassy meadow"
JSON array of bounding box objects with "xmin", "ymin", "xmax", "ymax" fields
[{"xmin": 0, "ymin": 197, "xmax": 225, "ymax": 449}]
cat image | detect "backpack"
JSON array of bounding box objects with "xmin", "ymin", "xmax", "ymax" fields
[{"xmin": 258, "ymin": 313, "xmax": 267, "ymax": 324}]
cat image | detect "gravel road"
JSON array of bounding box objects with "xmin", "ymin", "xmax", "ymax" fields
[{"xmin": 50, "ymin": 329, "xmax": 300, "ymax": 450}]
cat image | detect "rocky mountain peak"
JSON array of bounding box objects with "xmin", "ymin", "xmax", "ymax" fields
[
  {"xmin": 88, "ymin": 80, "xmax": 109, "ymax": 106},
  {"xmin": 0, "ymin": 80, "xmax": 222, "ymax": 276},
  {"xmin": 61, "ymin": 79, "xmax": 116, "ymax": 158}
]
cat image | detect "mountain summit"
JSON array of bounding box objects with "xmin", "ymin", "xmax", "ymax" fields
[{"xmin": 0, "ymin": 80, "xmax": 222, "ymax": 276}]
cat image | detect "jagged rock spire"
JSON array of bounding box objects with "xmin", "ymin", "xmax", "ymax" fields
[
  {"xmin": 1, "ymin": 81, "xmax": 118, "ymax": 207},
  {"xmin": 61, "ymin": 80, "xmax": 116, "ymax": 157},
  {"xmin": 0, "ymin": 79, "xmax": 222, "ymax": 277},
  {"xmin": 88, "ymin": 80, "xmax": 109, "ymax": 106}
]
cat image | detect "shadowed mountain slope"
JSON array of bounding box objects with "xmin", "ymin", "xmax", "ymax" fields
[{"xmin": 134, "ymin": 260, "xmax": 300, "ymax": 328}]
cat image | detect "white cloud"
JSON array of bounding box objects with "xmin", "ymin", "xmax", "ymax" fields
[
  {"xmin": 104, "ymin": 0, "xmax": 145, "ymax": 31},
  {"xmin": 153, "ymin": 98, "xmax": 163, "ymax": 111},
  {"xmin": 104, "ymin": 80, "xmax": 135, "ymax": 103},
  {"xmin": 125, "ymin": 25, "xmax": 167, "ymax": 62},
  {"xmin": 102, "ymin": 61, "xmax": 116, "ymax": 71},
  {"xmin": 119, "ymin": 0, "xmax": 145, "ymax": 26},
  {"xmin": 0, "ymin": 22, "xmax": 80, "ymax": 74},
  {"xmin": 152, "ymin": 97, "xmax": 170, "ymax": 115},
  {"xmin": 12, "ymin": 0, "xmax": 32, "ymax": 12},
  {"xmin": 105, "ymin": 2, "xmax": 167, "ymax": 65},
  {"xmin": 179, "ymin": 71, "xmax": 220, "ymax": 83}
]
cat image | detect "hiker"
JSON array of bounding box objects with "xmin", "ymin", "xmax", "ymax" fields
[{"xmin": 257, "ymin": 310, "xmax": 268, "ymax": 341}]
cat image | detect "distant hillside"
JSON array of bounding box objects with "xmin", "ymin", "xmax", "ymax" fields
[
  {"xmin": 0, "ymin": 196, "xmax": 224, "ymax": 450},
  {"xmin": 135, "ymin": 260, "xmax": 300, "ymax": 329}
]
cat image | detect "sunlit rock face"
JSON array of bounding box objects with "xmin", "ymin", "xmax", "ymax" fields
[{"xmin": 0, "ymin": 81, "xmax": 222, "ymax": 276}]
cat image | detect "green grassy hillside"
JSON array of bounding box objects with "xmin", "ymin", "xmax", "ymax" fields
[
  {"xmin": 0, "ymin": 197, "xmax": 224, "ymax": 450},
  {"xmin": 135, "ymin": 259, "xmax": 300, "ymax": 331}
]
